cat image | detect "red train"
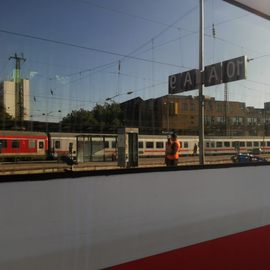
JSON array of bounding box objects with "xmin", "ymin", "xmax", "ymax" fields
[{"xmin": 0, "ymin": 131, "xmax": 48, "ymax": 161}]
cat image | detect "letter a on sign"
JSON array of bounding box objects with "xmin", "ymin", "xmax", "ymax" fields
[
  {"xmin": 204, "ymin": 62, "xmax": 222, "ymax": 87},
  {"xmin": 180, "ymin": 69, "xmax": 197, "ymax": 91}
]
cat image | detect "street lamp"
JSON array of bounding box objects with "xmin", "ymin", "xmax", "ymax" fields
[{"xmin": 163, "ymin": 101, "xmax": 174, "ymax": 133}]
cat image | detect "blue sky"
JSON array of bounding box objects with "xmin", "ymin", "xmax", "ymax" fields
[{"xmin": 1, "ymin": 0, "xmax": 270, "ymax": 122}]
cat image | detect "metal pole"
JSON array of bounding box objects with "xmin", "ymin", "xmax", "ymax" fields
[
  {"xmin": 167, "ymin": 104, "xmax": 169, "ymax": 132},
  {"xmin": 264, "ymin": 111, "xmax": 265, "ymax": 154},
  {"xmin": 199, "ymin": 0, "xmax": 205, "ymax": 165}
]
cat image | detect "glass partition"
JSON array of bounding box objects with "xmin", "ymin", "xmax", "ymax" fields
[{"xmin": 1, "ymin": 1, "xmax": 270, "ymax": 169}]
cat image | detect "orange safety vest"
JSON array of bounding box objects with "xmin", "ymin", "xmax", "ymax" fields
[{"xmin": 167, "ymin": 140, "xmax": 181, "ymax": 160}]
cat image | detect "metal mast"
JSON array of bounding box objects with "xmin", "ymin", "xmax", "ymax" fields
[
  {"xmin": 224, "ymin": 83, "xmax": 229, "ymax": 136},
  {"xmin": 199, "ymin": 0, "xmax": 205, "ymax": 165},
  {"xmin": 9, "ymin": 53, "xmax": 26, "ymax": 125}
]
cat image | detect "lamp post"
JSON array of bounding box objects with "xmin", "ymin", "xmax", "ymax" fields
[{"xmin": 163, "ymin": 101, "xmax": 174, "ymax": 133}]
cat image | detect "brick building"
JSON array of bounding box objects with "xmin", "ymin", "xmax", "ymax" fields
[{"xmin": 121, "ymin": 95, "xmax": 270, "ymax": 136}]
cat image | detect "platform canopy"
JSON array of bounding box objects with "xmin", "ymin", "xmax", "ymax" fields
[{"xmin": 223, "ymin": 0, "xmax": 270, "ymax": 21}]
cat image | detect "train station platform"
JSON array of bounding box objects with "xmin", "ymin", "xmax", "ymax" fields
[{"xmin": 0, "ymin": 156, "xmax": 238, "ymax": 176}]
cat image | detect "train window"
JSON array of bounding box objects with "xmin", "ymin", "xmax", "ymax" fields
[
  {"xmin": 104, "ymin": 141, "xmax": 109, "ymax": 148},
  {"xmin": 267, "ymin": 142, "xmax": 270, "ymax": 147},
  {"xmin": 261, "ymin": 142, "xmax": 265, "ymax": 147},
  {"xmin": 254, "ymin": 142, "xmax": 259, "ymax": 147},
  {"xmin": 29, "ymin": 140, "xmax": 36, "ymax": 149},
  {"xmin": 240, "ymin": 142, "xmax": 245, "ymax": 147},
  {"xmin": 224, "ymin": 142, "xmax": 230, "ymax": 147},
  {"xmin": 206, "ymin": 142, "xmax": 209, "ymax": 147},
  {"xmin": 139, "ymin": 142, "xmax": 144, "ymax": 148},
  {"xmin": 247, "ymin": 142, "xmax": 252, "ymax": 147},
  {"xmin": 211, "ymin": 142, "xmax": 214, "ymax": 147},
  {"xmin": 184, "ymin": 142, "xmax": 188, "ymax": 148},
  {"xmin": 55, "ymin": 141, "xmax": 60, "ymax": 148},
  {"xmin": 156, "ymin": 142, "xmax": 164, "ymax": 148},
  {"xmin": 112, "ymin": 141, "xmax": 117, "ymax": 148},
  {"xmin": 216, "ymin": 142, "xmax": 222, "ymax": 148},
  {"xmin": 12, "ymin": 140, "xmax": 20, "ymax": 149},
  {"xmin": 39, "ymin": 142, "xmax": 44, "ymax": 149},
  {"xmin": 0, "ymin": 139, "xmax": 7, "ymax": 148},
  {"xmin": 146, "ymin": 142, "xmax": 154, "ymax": 148}
]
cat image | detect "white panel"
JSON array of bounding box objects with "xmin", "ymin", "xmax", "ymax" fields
[{"xmin": 1, "ymin": 166, "xmax": 270, "ymax": 269}]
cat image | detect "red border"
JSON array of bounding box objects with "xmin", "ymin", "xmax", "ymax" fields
[{"xmin": 104, "ymin": 224, "xmax": 270, "ymax": 270}]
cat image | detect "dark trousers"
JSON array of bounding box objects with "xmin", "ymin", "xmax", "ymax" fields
[{"xmin": 168, "ymin": 159, "xmax": 178, "ymax": 166}]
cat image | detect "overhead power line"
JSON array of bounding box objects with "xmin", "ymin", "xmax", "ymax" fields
[{"xmin": 0, "ymin": 29, "xmax": 185, "ymax": 69}]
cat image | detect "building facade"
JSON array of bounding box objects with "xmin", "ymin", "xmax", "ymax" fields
[
  {"xmin": 0, "ymin": 79, "xmax": 29, "ymax": 121},
  {"xmin": 121, "ymin": 95, "xmax": 270, "ymax": 136}
]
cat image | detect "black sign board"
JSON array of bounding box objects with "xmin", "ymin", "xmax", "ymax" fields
[
  {"xmin": 168, "ymin": 55, "xmax": 247, "ymax": 94},
  {"xmin": 169, "ymin": 69, "xmax": 197, "ymax": 94}
]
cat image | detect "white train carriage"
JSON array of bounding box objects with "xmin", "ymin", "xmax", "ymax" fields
[
  {"xmin": 47, "ymin": 133, "xmax": 270, "ymax": 161},
  {"xmin": 47, "ymin": 133, "xmax": 77, "ymax": 160},
  {"xmin": 204, "ymin": 136, "xmax": 270, "ymax": 155},
  {"xmin": 138, "ymin": 135, "xmax": 198, "ymax": 157}
]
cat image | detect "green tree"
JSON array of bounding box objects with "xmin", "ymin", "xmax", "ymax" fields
[
  {"xmin": 0, "ymin": 102, "xmax": 13, "ymax": 120},
  {"xmin": 92, "ymin": 102, "xmax": 124, "ymax": 126},
  {"xmin": 61, "ymin": 108, "xmax": 98, "ymax": 125},
  {"xmin": 61, "ymin": 102, "xmax": 124, "ymax": 126}
]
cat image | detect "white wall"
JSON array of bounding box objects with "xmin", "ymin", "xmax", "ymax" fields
[
  {"xmin": 23, "ymin": 79, "xmax": 29, "ymax": 121},
  {"xmin": 1, "ymin": 165, "xmax": 270, "ymax": 269},
  {"xmin": 3, "ymin": 81, "xmax": 15, "ymax": 118}
]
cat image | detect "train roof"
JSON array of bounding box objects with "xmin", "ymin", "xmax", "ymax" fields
[
  {"xmin": 47, "ymin": 132, "xmax": 117, "ymax": 138},
  {"xmin": 0, "ymin": 130, "xmax": 47, "ymax": 137}
]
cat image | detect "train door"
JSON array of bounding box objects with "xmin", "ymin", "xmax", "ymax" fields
[{"xmin": 37, "ymin": 140, "xmax": 45, "ymax": 157}]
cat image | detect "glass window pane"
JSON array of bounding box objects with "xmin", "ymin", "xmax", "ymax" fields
[
  {"xmin": 0, "ymin": 139, "xmax": 7, "ymax": 149},
  {"xmin": 112, "ymin": 141, "xmax": 117, "ymax": 149},
  {"xmin": 55, "ymin": 141, "xmax": 60, "ymax": 148},
  {"xmin": 146, "ymin": 142, "xmax": 154, "ymax": 148},
  {"xmin": 12, "ymin": 140, "xmax": 19, "ymax": 149},
  {"xmin": 216, "ymin": 142, "xmax": 222, "ymax": 148},
  {"xmin": 29, "ymin": 140, "xmax": 36, "ymax": 149},
  {"xmin": 224, "ymin": 142, "xmax": 230, "ymax": 147},
  {"xmin": 156, "ymin": 142, "xmax": 164, "ymax": 148},
  {"xmin": 39, "ymin": 142, "xmax": 44, "ymax": 149}
]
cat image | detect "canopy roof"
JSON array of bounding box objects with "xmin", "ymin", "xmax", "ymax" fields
[{"xmin": 223, "ymin": 0, "xmax": 270, "ymax": 21}]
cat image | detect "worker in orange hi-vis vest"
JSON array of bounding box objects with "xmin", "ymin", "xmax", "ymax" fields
[{"xmin": 166, "ymin": 133, "xmax": 181, "ymax": 166}]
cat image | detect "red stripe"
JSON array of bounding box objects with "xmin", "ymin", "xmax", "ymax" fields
[
  {"xmin": 104, "ymin": 224, "xmax": 270, "ymax": 270},
  {"xmin": 144, "ymin": 150, "xmax": 165, "ymax": 153}
]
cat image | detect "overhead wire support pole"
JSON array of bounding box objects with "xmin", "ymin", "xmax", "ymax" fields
[
  {"xmin": 199, "ymin": 0, "xmax": 205, "ymax": 165},
  {"xmin": 9, "ymin": 53, "xmax": 26, "ymax": 129}
]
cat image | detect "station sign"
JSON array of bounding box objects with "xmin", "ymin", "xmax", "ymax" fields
[
  {"xmin": 169, "ymin": 55, "xmax": 247, "ymax": 94},
  {"xmin": 169, "ymin": 69, "xmax": 198, "ymax": 94}
]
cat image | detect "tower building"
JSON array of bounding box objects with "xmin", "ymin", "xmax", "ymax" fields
[{"xmin": 0, "ymin": 78, "xmax": 29, "ymax": 121}]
